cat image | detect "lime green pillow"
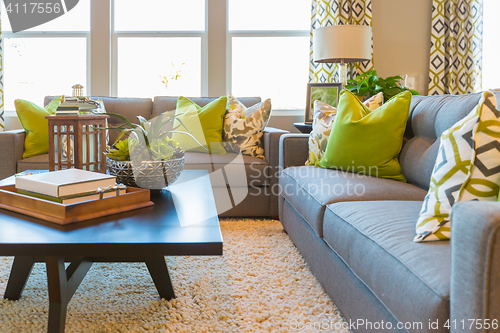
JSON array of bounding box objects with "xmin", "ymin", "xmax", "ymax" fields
[
  {"xmin": 316, "ymin": 89, "xmax": 411, "ymax": 182},
  {"xmin": 172, "ymin": 96, "xmax": 227, "ymax": 155},
  {"xmin": 15, "ymin": 96, "xmax": 62, "ymax": 159}
]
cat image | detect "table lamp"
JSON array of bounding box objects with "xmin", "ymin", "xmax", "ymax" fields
[{"xmin": 313, "ymin": 24, "xmax": 372, "ymax": 87}]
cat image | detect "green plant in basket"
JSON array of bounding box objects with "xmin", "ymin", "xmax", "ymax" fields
[
  {"xmin": 104, "ymin": 138, "xmax": 130, "ymax": 161},
  {"xmin": 345, "ymin": 70, "xmax": 419, "ymax": 102},
  {"xmin": 105, "ymin": 111, "xmax": 203, "ymax": 162}
]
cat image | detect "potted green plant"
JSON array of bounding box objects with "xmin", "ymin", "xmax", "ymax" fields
[
  {"xmin": 105, "ymin": 111, "xmax": 202, "ymax": 189},
  {"xmin": 345, "ymin": 70, "xmax": 419, "ymax": 102}
]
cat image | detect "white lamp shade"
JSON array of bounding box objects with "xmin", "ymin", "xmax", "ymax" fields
[{"xmin": 313, "ymin": 25, "xmax": 372, "ymax": 63}]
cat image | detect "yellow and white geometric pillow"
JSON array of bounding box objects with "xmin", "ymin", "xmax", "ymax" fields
[
  {"xmin": 305, "ymin": 92, "xmax": 383, "ymax": 165},
  {"xmin": 414, "ymin": 91, "xmax": 498, "ymax": 242},
  {"xmin": 460, "ymin": 91, "xmax": 500, "ymax": 202},
  {"xmin": 223, "ymin": 94, "xmax": 272, "ymax": 159}
]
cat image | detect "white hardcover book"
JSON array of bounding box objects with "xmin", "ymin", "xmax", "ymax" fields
[{"xmin": 15, "ymin": 169, "xmax": 116, "ymax": 198}]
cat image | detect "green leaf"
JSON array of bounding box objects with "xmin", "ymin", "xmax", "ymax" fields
[
  {"xmin": 358, "ymin": 87, "xmax": 370, "ymax": 96},
  {"xmin": 356, "ymin": 70, "xmax": 376, "ymax": 81},
  {"xmin": 169, "ymin": 130, "xmax": 209, "ymax": 152},
  {"xmin": 113, "ymin": 128, "xmax": 134, "ymax": 144},
  {"xmin": 386, "ymin": 75, "xmax": 403, "ymax": 81},
  {"xmin": 172, "ymin": 117, "xmax": 192, "ymax": 133},
  {"xmin": 384, "ymin": 87, "xmax": 403, "ymax": 96},
  {"xmin": 384, "ymin": 79, "xmax": 397, "ymax": 87},
  {"xmin": 106, "ymin": 113, "xmax": 135, "ymax": 128}
]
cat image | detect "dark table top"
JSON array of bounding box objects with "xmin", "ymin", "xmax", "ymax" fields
[
  {"xmin": 293, "ymin": 122, "xmax": 312, "ymax": 134},
  {"xmin": 0, "ymin": 170, "xmax": 223, "ymax": 257}
]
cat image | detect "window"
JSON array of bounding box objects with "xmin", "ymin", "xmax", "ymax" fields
[
  {"xmin": 113, "ymin": 0, "xmax": 205, "ymax": 99},
  {"xmin": 2, "ymin": 0, "xmax": 311, "ymax": 111},
  {"xmin": 228, "ymin": 0, "xmax": 311, "ymax": 109},
  {"xmin": 1, "ymin": 0, "xmax": 90, "ymax": 110},
  {"xmin": 482, "ymin": 0, "xmax": 500, "ymax": 90}
]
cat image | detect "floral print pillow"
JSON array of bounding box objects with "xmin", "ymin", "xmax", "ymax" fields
[
  {"xmin": 306, "ymin": 92, "xmax": 384, "ymax": 165},
  {"xmin": 223, "ymin": 94, "xmax": 272, "ymax": 159}
]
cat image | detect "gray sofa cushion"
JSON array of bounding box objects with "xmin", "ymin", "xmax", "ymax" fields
[
  {"xmin": 17, "ymin": 153, "xmax": 49, "ymax": 172},
  {"xmin": 92, "ymin": 96, "xmax": 153, "ymax": 144},
  {"xmin": 401, "ymin": 91, "xmax": 500, "ymax": 189},
  {"xmin": 324, "ymin": 201, "xmax": 450, "ymax": 330},
  {"xmin": 280, "ymin": 166, "xmax": 427, "ymax": 237},
  {"xmin": 152, "ymin": 96, "xmax": 262, "ymax": 118},
  {"xmin": 184, "ymin": 152, "xmax": 268, "ymax": 187}
]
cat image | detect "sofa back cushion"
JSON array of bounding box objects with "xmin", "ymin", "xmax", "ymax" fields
[
  {"xmin": 152, "ymin": 96, "xmax": 261, "ymax": 118},
  {"xmin": 44, "ymin": 96, "xmax": 153, "ymax": 144},
  {"xmin": 400, "ymin": 91, "xmax": 500, "ymax": 190}
]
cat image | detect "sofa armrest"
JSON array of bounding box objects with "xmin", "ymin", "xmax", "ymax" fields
[
  {"xmin": 279, "ymin": 133, "xmax": 309, "ymax": 170},
  {"xmin": 263, "ymin": 127, "xmax": 289, "ymax": 168},
  {"xmin": 450, "ymin": 201, "xmax": 500, "ymax": 332},
  {"xmin": 0, "ymin": 129, "xmax": 25, "ymax": 180},
  {"xmin": 262, "ymin": 127, "xmax": 289, "ymax": 216}
]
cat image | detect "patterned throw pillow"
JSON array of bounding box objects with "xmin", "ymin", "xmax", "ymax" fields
[
  {"xmin": 223, "ymin": 94, "xmax": 272, "ymax": 159},
  {"xmin": 306, "ymin": 92, "xmax": 383, "ymax": 165},
  {"xmin": 459, "ymin": 91, "xmax": 500, "ymax": 201},
  {"xmin": 414, "ymin": 91, "xmax": 498, "ymax": 242}
]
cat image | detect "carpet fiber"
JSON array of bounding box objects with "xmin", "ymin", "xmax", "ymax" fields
[{"xmin": 0, "ymin": 219, "xmax": 348, "ymax": 332}]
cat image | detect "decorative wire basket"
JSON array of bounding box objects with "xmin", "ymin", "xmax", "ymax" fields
[{"xmin": 106, "ymin": 157, "xmax": 185, "ymax": 189}]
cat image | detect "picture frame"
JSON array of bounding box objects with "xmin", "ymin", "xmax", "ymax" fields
[{"xmin": 305, "ymin": 82, "xmax": 342, "ymax": 123}]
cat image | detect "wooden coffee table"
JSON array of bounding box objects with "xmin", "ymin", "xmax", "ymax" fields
[{"xmin": 0, "ymin": 170, "xmax": 223, "ymax": 333}]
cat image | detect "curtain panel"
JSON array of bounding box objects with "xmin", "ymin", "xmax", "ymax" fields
[
  {"xmin": 309, "ymin": 0, "xmax": 374, "ymax": 83},
  {"xmin": 428, "ymin": 0, "xmax": 483, "ymax": 95}
]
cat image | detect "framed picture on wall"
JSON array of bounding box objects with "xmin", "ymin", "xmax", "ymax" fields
[{"xmin": 305, "ymin": 82, "xmax": 342, "ymax": 123}]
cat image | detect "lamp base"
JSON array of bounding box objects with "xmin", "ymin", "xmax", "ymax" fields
[{"xmin": 339, "ymin": 63, "xmax": 348, "ymax": 88}]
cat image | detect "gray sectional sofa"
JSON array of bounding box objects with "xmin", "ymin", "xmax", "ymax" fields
[
  {"xmin": 279, "ymin": 91, "xmax": 500, "ymax": 332},
  {"xmin": 0, "ymin": 96, "xmax": 288, "ymax": 217}
]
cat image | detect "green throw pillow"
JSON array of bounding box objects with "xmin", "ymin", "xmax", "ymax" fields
[
  {"xmin": 172, "ymin": 96, "xmax": 227, "ymax": 155},
  {"xmin": 316, "ymin": 89, "xmax": 411, "ymax": 182},
  {"xmin": 15, "ymin": 96, "xmax": 62, "ymax": 159}
]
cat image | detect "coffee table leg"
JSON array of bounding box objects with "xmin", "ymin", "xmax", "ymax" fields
[
  {"xmin": 145, "ymin": 256, "xmax": 175, "ymax": 300},
  {"xmin": 46, "ymin": 257, "xmax": 68, "ymax": 333},
  {"xmin": 44, "ymin": 257, "xmax": 93, "ymax": 333},
  {"xmin": 4, "ymin": 256, "xmax": 35, "ymax": 300}
]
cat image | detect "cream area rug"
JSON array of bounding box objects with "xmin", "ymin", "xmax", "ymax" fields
[{"xmin": 0, "ymin": 219, "xmax": 348, "ymax": 332}]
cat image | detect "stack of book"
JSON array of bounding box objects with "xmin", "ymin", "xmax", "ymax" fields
[
  {"xmin": 15, "ymin": 169, "xmax": 125, "ymax": 205},
  {"xmin": 56, "ymin": 96, "xmax": 106, "ymax": 115},
  {"xmin": 56, "ymin": 97, "xmax": 80, "ymax": 115}
]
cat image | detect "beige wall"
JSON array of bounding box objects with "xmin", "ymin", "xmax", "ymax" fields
[
  {"xmin": 372, "ymin": 0, "xmax": 433, "ymax": 95},
  {"xmin": 268, "ymin": 114, "xmax": 304, "ymax": 133}
]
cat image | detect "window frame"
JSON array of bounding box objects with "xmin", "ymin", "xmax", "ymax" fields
[
  {"xmin": 109, "ymin": 0, "xmax": 208, "ymax": 97},
  {"xmin": 3, "ymin": 0, "xmax": 310, "ymax": 112},
  {"xmin": 1, "ymin": 30, "xmax": 91, "ymax": 103},
  {"xmin": 226, "ymin": 29, "xmax": 310, "ymax": 111}
]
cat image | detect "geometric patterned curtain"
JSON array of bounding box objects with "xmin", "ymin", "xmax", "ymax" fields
[
  {"xmin": 309, "ymin": 0, "xmax": 374, "ymax": 83},
  {"xmin": 0, "ymin": 10, "xmax": 3, "ymax": 131},
  {"xmin": 428, "ymin": 0, "xmax": 483, "ymax": 95}
]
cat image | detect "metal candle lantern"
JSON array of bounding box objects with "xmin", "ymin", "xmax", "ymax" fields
[
  {"xmin": 72, "ymin": 84, "xmax": 84, "ymax": 97},
  {"xmin": 46, "ymin": 114, "xmax": 109, "ymax": 173}
]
